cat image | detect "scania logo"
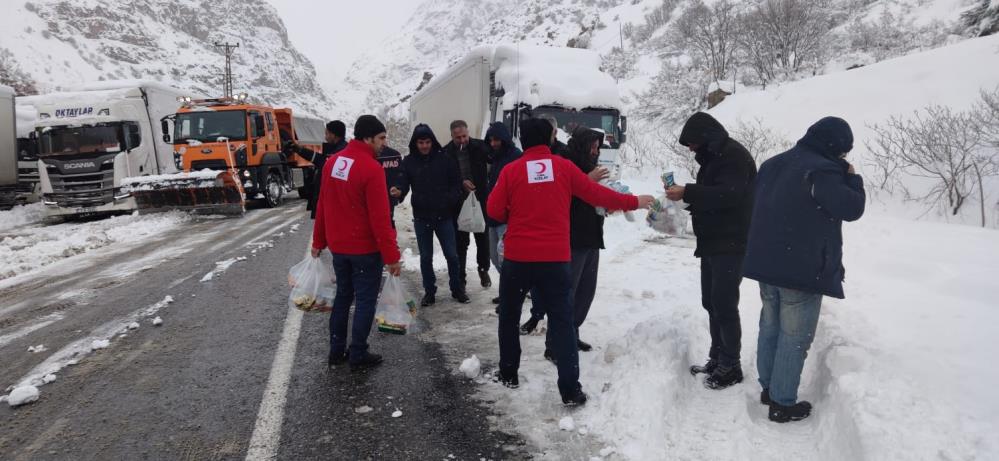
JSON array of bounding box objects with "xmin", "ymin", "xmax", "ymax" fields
[{"xmin": 64, "ymin": 161, "xmax": 97, "ymax": 169}]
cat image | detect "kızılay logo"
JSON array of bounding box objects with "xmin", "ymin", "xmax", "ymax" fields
[
  {"xmin": 64, "ymin": 161, "xmax": 97, "ymax": 170},
  {"xmin": 527, "ymin": 159, "xmax": 554, "ymax": 184}
]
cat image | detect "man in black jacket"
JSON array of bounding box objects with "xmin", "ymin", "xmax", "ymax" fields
[
  {"xmin": 378, "ymin": 144, "xmax": 405, "ymax": 227},
  {"xmin": 394, "ymin": 124, "xmax": 470, "ymax": 306},
  {"xmin": 304, "ymin": 120, "xmax": 347, "ymax": 219},
  {"xmin": 666, "ymin": 112, "xmax": 757, "ymax": 390},
  {"xmin": 444, "ymin": 120, "xmax": 492, "ymax": 289}
]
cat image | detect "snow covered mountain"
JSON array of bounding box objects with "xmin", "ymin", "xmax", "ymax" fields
[{"xmin": 0, "ymin": 0, "xmax": 335, "ymax": 117}]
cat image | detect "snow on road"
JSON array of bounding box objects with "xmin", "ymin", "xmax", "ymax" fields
[
  {"xmin": 0, "ymin": 203, "xmax": 46, "ymax": 233},
  {"xmin": 0, "ymin": 211, "xmax": 192, "ymax": 281}
]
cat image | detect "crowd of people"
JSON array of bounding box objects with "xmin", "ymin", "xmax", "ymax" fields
[{"xmin": 306, "ymin": 110, "xmax": 864, "ymax": 423}]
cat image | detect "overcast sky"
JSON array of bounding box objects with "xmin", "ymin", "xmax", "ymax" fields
[{"xmin": 265, "ymin": 0, "xmax": 421, "ymax": 89}]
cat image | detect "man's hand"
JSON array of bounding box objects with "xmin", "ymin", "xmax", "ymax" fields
[
  {"xmin": 588, "ymin": 167, "xmax": 610, "ymax": 182},
  {"xmin": 386, "ymin": 262, "xmax": 402, "ymax": 277},
  {"xmin": 637, "ymin": 195, "xmax": 656, "ymax": 209},
  {"xmin": 310, "ymin": 247, "xmax": 321, "ymax": 258},
  {"xmin": 463, "ymin": 180, "xmax": 476, "ymax": 192},
  {"xmin": 847, "ymin": 162, "xmax": 856, "ymax": 175},
  {"xmin": 666, "ymin": 185, "xmax": 685, "ymax": 202},
  {"xmin": 390, "ymin": 187, "xmax": 402, "ymax": 198}
]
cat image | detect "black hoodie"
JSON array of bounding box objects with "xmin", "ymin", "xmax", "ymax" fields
[
  {"xmin": 565, "ymin": 127, "xmax": 607, "ymax": 249},
  {"xmin": 399, "ymin": 124, "xmax": 463, "ymax": 220},
  {"xmin": 484, "ymin": 122, "xmax": 522, "ymax": 227},
  {"xmin": 677, "ymin": 112, "xmax": 758, "ymax": 257}
]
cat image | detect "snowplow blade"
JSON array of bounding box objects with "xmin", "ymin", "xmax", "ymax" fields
[{"xmin": 122, "ymin": 170, "xmax": 245, "ymax": 216}]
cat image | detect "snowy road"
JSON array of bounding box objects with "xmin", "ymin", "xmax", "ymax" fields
[{"xmin": 0, "ymin": 202, "xmax": 525, "ymax": 460}]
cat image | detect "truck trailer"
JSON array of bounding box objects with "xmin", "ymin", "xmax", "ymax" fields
[
  {"xmin": 16, "ymin": 104, "xmax": 40, "ymax": 204},
  {"xmin": 0, "ymin": 85, "xmax": 17, "ymax": 209},
  {"xmin": 409, "ymin": 44, "xmax": 627, "ymax": 169}
]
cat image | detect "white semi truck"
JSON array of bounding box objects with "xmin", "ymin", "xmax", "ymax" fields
[
  {"xmin": 20, "ymin": 81, "xmax": 187, "ymax": 219},
  {"xmin": 0, "ymin": 85, "xmax": 18, "ymax": 209},
  {"xmin": 409, "ymin": 44, "xmax": 628, "ymax": 169},
  {"xmin": 15, "ymin": 103, "xmax": 40, "ymax": 204}
]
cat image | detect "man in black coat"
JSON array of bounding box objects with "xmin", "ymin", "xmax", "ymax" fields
[
  {"xmin": 666, "ymin": 112, "xmax": 757, "ymax": 390},
  {"xmin": 444, "ymin": 120, "xmax": 492, "ymax": 289},
  {"xmin": 744, "ymin": 117, "xmax": 864, "ymax": 423},
  {"xmin": 304, "ymin": 120, "xmax": 347, "ymax": 219},
  {"xmin": 378, "ymin": 144, "xmax": 405, "ymax": 227},
  {"xmin": 393, "ymin": 124, "xmax": 470, "ymax": 306}
]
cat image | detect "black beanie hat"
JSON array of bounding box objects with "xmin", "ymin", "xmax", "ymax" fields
[
  {"xmin": 353, "ymin": 115, "xmax": 387, "ymax": 140},
  {"xmin": 519, "ymin": 118, "xmax": 554, "ymax": 150},
  {"xmin": 326, "ymin": 120, "xmax": 346, "ymax": 139}
]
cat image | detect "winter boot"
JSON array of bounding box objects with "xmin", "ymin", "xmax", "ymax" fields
[
  {"xmin": 452, "ymin": 291, "xmax": 471, "ymax": 303},
  {"xmin": 479, "ymin": 269, "xmax": 492, "ymax": 288},
  {"xmin": 577, "ymin": 339, "xmax": 593, "ymax": 352},
  {"xmin": 327, "ymin": 351, "xmax": 347, "ymax": 367},
  {"xmin": 768, "ymin": 401, "xmax": 812, "ymax": 423},
  {"xmin": 520, "ymin": 316, "xmax": 541, "ymax": 335},
  {"xmin": 492, "ymin": 370, "xmax": 519, "ymax": 389},
  {"xmin": 689, "ymin": 359, "xmax": 718, "ymax": 376},
  {"xmin": 704, "ymin": 364, "xmax": 743, "ymax": 390},
  {"xmin": 543, "ymin": 349, "xmax": 558, "ymax": 365},
  {"xmin": 349, "ymin": 352, "xmax": 384, "ymax": 371},
  {"xmin": 561, "ymin": 389, "xmax": 588, "ymax": 406},
  {"xmin": 761, "ymin": 389, "xmax": 773, "ymax": 405},
  {"xmin": 421, "ymin": 293, "xmax": 436, "ymax": 307}
]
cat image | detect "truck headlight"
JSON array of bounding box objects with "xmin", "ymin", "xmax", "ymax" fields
[{"xmin": 243, "ymin": 170, "xmax": 251, "ymax": 178}]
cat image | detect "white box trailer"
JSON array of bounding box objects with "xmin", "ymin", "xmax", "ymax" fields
[
  {"xmin": 19, "ymin": 80, "xmax": 188, "ymax": 219},
  {"xmin": 409, "ymin": 44, "xmax": 628, "ymax": 169},
  {"xmin": 15, "ymin": 103, "xmax": 40, "ymax": 204},
  {"xmin": 0, "ymin": 85, "xmax": 17, "ymax": 209}
]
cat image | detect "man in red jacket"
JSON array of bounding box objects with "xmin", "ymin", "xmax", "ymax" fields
[
  {"xmin": 487, "ymin": 118, "xmax": 654, "ymax": 405},
  {"xmin": 312, "ymin": 115, "xmax": 402, "ymax": 370}
]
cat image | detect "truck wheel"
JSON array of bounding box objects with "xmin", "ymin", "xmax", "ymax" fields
[{"xmin": 263, "ymin": 171, "xmax": 284, "ymax": 208}]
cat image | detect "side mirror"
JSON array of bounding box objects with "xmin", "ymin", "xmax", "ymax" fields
[
  {"xmin": 619, "ymin": 133, "xmax": 627, "ymax": 144},
  {"xmin": 161, "ymin": 119, "xmax": 171, "ymax": 144},
  {"xmin": 620, "ymin": 116, "xmax": 628, "ymax": 133}
]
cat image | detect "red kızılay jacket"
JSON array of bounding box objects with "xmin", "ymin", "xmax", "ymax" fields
[
  {"xmin": 486, "ymin": 145, "xmax": 639, "ymax": 262},
  {"xmin": 312, "ymin": 140, "xmax": 401, "ymax": 264}
]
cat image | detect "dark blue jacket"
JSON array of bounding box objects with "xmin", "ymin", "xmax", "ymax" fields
[
  {"xmin": 743, "ymin": 117, "xmax": 866, "ymax": 299},
  {"xmin": 378, "ymin": 146, "xmax": 405, "ymax": 208},
  {"xmin": 484, "ymin": 122, "xmax": 521, "ymax": 227},
  {"xmin": 399, "ymin": 124, "xmax": 462, "ymax": 220}
]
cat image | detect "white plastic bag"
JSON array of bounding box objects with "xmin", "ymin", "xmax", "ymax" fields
[
  {"xmin": 457, "ymin": 194, "xmax": 486, "ymax": 233},
  {"xmin": 287, "ymin": 255, "xmax": 336, "ymax": 313},
  {"xmin": 646, "ymin": 196, "xmax": 688, "ymax": 236},
  {"xmin": 375, "ymin": 276, "xmax": 417, "ymax": 335}
]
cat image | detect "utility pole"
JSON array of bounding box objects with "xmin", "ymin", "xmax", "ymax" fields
[
  {"xmin": 619, "ymin": 23, "xmax": 624, "ymax": 51},
  {"xmin": 214, "ymin": 42, "xmax": 240, "ymax": 99}
]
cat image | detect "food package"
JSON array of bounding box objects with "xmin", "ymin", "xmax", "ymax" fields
[
  {"xmin": 375, "ymin": 276, "xmax": 417, "ymax": 335},
  {"xmin": 287, "ymin": 255, "xmax": 336, "ymax": 313}
]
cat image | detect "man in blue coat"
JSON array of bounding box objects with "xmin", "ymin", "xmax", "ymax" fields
[{"xmin": 743, "ymin": 117, "xmax": 865, "ymax": 423}]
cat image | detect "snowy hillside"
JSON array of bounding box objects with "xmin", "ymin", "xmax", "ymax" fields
[{"xmin": 0, "ymin": 0, "xmax": 335, "ymax": 117}]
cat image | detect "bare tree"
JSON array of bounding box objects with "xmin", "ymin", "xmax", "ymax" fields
[
  {"xmin": 673, "ymin": 0, "xmax": 741, "ymax": 83},
  {"xmin": 867, "ymin": 104, "xmax": 998, "ymax": 226},
  {"xmin": 736, "ymin": 0, "xmax": 834, "ymax": 87},
  {"xmin": 729, "ymin": 118, "xmax": 792, "ymax": 164}
]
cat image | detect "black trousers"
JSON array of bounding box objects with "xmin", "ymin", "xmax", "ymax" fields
[
  {"xmin": 700, "ymin": 253, "xmax": 744, "ymax": 368},
  {"xmin": 456, "ymin": 230, "xmax": 490, "ymax": 282},
  {"xmin": 546, "ymin": 248, "xmax": 599, "ymax": 349}
]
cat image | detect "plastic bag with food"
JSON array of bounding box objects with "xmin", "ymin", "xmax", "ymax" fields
[
  {"xmin": 375, "ymin": 275, "xmax": 417, "ymax": 335},
  {"xmin": 287, "ymin": 255, "xmax": 336, "ymax": 313},
  {"xmin": 647, "ymin": 196, "xmax": 688, "ymax": 236}
]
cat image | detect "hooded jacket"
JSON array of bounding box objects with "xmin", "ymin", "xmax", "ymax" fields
[
  {"xmin": 399, "ymin": 124, "xmax": 463, "ymax": 220},
  {"xmin": 484, "ymin": 122, "xmax": 522, "ymax": 227},
  {"xmin": 678, "ymin": 112, "xmax": 758, "ymax": 257},
  {"xmin": 312, "ymin": 139, "xmax": 400, "ymax": 264},
  {"xmin": 564, "ymin": 127, "xmax": 607, "ymax": 250},
  {"xmin": 743, "ymin": 117, "xmax": 865, "ymax": 299},
  {"xmin": 378, "ymin": 146, "xmax": 405, "ymax": 208}
]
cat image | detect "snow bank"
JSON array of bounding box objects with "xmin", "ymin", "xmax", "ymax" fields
[
  {"xmin": 0, "ymin": 202, "xmax": 47, "ymax": 233},
  {"xmin": 491, "ymin": 44, "xmax": 622, "ymax": 111}
]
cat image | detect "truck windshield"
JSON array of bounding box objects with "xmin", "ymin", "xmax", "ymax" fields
[
  {"xmin": 531, "ymin": 107, "xmax": 622, "ymax": 149},
  {"xmin": 38, "ymin": 124, "xmax": 124, "ymax": 157},
  {"xmin": 174, "ymin": 110, "xmax": 247, "ymax": 143}
]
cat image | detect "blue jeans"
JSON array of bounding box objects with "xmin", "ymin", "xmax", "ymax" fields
[
  {"xmin": 498, "ymin": 260, "xmax": 580, "ymax": 398},
  {"xmin": 488, "ymin": 225, "xmax": 507, "ymax": 272},
  {"xmin": 413, "ymin": 217, "xmax": 462, "ymax": 296},
  {"xmin": 756, "ymin": 282, "xmax": 823, "ymax": 406},
  {"xmin": 330, "ymin": 253, "xmax": 384, "ymax": 361}
]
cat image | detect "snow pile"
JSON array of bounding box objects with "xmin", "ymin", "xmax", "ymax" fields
[
  {"xmin": 6, "ymin": 385, "xmax": 39, "ymax": 407},
  {"xmin": 121, "ymin": 169, "xmax": 225, "ymax": 192},
  {"xmin": 27, "ymin": 344, "xmax": 47, "ymax": 353},
  {"xmin": 90, "ymin": 339, "xmax": 110, "ymax": 350},
  {"xmin": 152, "ymin": 316, "xmax": 163, "ymax": 326},
  {"xmin": 0, "ymin": 202, "xmax": 47, "ymax": 233},
  {"xmin": 0, "ymin": 211, "xmax": 191, "ymax": 282},
  {"xmin": 459, "ymin": 355, "xmax": 482, "ymax": 379}
]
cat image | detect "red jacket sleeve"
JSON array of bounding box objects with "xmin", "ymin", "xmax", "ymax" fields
[
  {"xmin": 567, "ymin": 161, "xmax": 639, "ymax": 211},
  {"xmin": 486, "ymin": 166, "xmax": 511, "ymax": 224},
  {"xmin": 312, "ymin": 161, "xmax": 330, "ymax": 250},
  {"xmin": 365, "ymin": 163, "xmax": 401, "ymax": 264}
]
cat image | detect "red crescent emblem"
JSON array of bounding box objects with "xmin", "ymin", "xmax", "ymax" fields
[
  {"xmin": 338, "ymin": 159, "xmax": 349, "ymax": 171},
  {"xmin": 534, "ymin": 162, "xmax": 547, "ymax": 174}
]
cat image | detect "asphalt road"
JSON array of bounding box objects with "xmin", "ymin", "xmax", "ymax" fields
[{"xmin": 0, "ymin": 200, "xmax": 527, "ymax": 460}]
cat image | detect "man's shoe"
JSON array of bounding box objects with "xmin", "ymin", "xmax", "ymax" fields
[
  {"xmin": 420, "ymin": 293, "xmax": 436, "ymax": 307},
  {"xmin": 520, "ymin": 316, "xmax": 541, "ymax": 335},
  {"xmin": 492, "ymin": 370, "xmax": 519, "ymax": 389},
  {"xmin": 452, "ymin": 291, "xmax": 471, "ymax": 303},
  {"xmin": 543, "ymin": 349, "xmax": 558, "ymax": 365},
  {"xmin": 689, "ymin": 359, "xmax": 718, "ymax": 376},
  {"xmin": 327, "ymin": 351, "xmax": 347, "ymax": 367},
  {"xmin": 761, "ymin": 389, "xmax": 773, "ymax": 405},
  {"xmin": 704, "ymin": 364, "xmax": 743, "ymax": 390},
  {"xmin": 768, "ymin": 401, "xmax": 812, "ymax": 423},
  {"xmin": 577, "ymin": 339, "xmax": 593, "ymax": 352},
  {"xmin": 349, "ymin": 352, "xmax": 383, "ymax": 371},
  {"xmin": 479, "ymin": 269, "xmax": 492, "ymax": 288},
  {"xmin": 491, "ymin": 296, "xmax": 501, "ymax": 304},
  {"xmin": 561, "ymin": 389, "xmax": 588, "ymax": 406}
]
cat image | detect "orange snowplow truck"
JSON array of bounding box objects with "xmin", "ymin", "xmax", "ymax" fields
[{"xmin": 125, "ymin": 96, "xmax": 324, "ymax": 215}]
